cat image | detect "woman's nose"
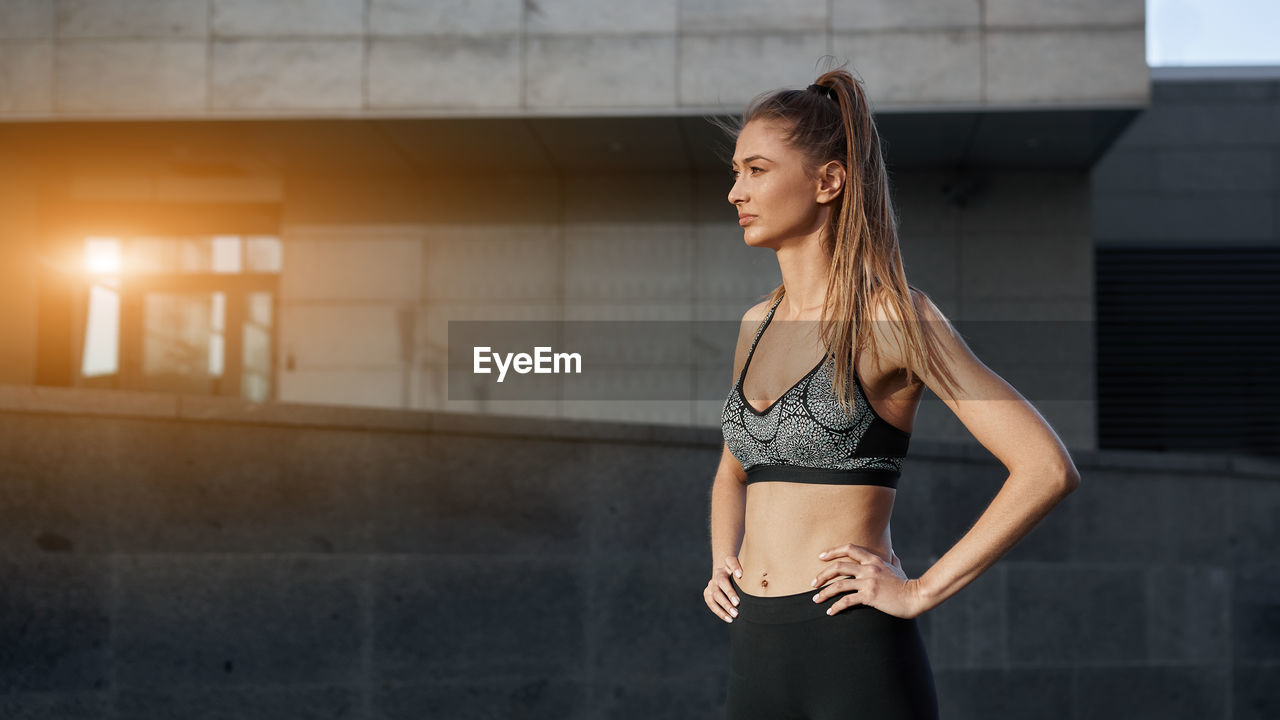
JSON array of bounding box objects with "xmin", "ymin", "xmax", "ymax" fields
[{"xmin": 728, "ymin": 181, "xmax": 744, "ymax": 205}]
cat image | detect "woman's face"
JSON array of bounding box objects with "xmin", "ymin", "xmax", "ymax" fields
[{"xmin": 727, "ymin": 118, "xmax": 830, "ymax": 249}]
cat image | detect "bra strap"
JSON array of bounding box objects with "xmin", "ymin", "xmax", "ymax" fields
[{"xmin": 739, "ymin": 295, "xmax": 784, "ymax": 386}]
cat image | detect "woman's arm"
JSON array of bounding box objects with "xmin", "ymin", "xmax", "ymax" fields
[
  {"xmin": 710, "ymin": 443, "xmax": 749, "ymax": 573},
  {"xmin": 703, "ymin": 301, "xmax": 770, "ymax": 622},
  {"xmin": 705, "ymin": 444, "xmax": 749, "ymax": 622},
  {"xmin": 889, "ymin": 290, "xmax": 1081, "ymax": 615},
  {"xmin": 709, "ymin": 299, "xmax": 769, "ymax": 574}
]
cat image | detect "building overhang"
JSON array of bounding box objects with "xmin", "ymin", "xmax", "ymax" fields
[{"xmin": 1, "ymin": 106, "xmax": 1142, "ymax": 182}]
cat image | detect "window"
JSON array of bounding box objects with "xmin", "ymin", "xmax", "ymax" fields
[
  {"xmin": 1096, "ymin": 246, "xmax": 1279, "ymax": 457},
  {"xmin": 74, "ymin": 234, "xmax": 282, "ymax": 402}
]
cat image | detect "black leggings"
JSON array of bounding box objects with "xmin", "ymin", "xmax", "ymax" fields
[{"xmin": 723, "ymin": 574, "xmax": 939, "ymax": 720}]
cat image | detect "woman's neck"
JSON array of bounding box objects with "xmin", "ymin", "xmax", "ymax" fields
[{"xmin": 774, "ymin": 234, "xmax": 831, "ymax": 319}]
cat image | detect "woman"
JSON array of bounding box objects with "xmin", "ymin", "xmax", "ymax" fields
[{"xmin": 704, "ymin": 64, "xmax": 1081, "ymax": 719}]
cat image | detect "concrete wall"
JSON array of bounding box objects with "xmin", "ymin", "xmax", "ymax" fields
[
  {"xmin": 275, "ymin": 167, "xmax": 1095, "ymax": 449},
  {"xmin": 1092, "ymin": 69, "xmax": 1280, "ymax": 249},
  {"xmin": 1089, "ymin": 69, "xmax": 1280, "ymax": 455},
  {"xmin": 0, "ymin": 151, "xmax": 41, "ymax": 387},
  {"xmin": 0, "ymin": 0, "xmax": 1148, "ymax": 119},
  {"xmin": 0, "ymin": 148, "xmax": 1097, "ymax": 447},
  {"xmin": 0, "ymin": 384, "xmax": 1275, "ymax": 718}
]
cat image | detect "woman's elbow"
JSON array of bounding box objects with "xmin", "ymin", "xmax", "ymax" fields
[
  {"xmin": 1059, "ymin": 462, "xmax": 1082, "ymax": 494},
  {"xmin": 1010, "ymin": 453, "xmax": 1080, "ymax": 493},
  {"xmin": 1023, "ymin": 456, "xmax": 1080, "ymax": 495}
]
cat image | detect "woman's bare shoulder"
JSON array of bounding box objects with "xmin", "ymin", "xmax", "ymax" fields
[
  {"xmin": 868, "ymin": 287, "xmax": 951, "ymax": 336},
  {"xmin": 861, "ymin": 287, "xmax": 956, "ymax": 372},
  {"xmin": 741, "ymin": 298, "xmax": 774, "ymax": 326}
]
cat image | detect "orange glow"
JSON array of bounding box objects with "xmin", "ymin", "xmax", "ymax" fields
[{"xmin": 83, "ymin": 236, "xmax": 122, "ymax": 274}]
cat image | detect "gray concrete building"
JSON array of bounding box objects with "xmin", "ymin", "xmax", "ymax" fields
[
  {"xmin": 1091, "ymin": 65, "xmax": 1280, "ymax": 457},
  {"xmin": 0, "ymin": 0, "xmax": 1152, "ymax": 451},
  {"xmin": 2, "ymin": 2, "xmax": 1277, "ymax": 719}
]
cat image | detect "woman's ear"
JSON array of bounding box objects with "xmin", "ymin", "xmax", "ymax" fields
[{"xmin": 815, "ymin": 161, "xmax": 845, "ymax": 203}]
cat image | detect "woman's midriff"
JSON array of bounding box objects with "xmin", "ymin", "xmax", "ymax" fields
[{"xmin": 736, "ymin": 481, "xmax": 898, "ymax": 597}]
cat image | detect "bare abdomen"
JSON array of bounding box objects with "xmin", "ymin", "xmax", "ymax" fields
[{"xmin": 736, "ymin": 482, "xmax": 897, "ymax": 598}]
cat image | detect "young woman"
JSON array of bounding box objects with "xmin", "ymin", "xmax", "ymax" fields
[{"xmin": 704, "ymin": 64, "xmax": 1082, "ymax": 719}]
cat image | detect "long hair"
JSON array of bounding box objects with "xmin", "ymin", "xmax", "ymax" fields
[{"xmin": 709, "ymin": 57, "xmax": 961, "ymax": 412}]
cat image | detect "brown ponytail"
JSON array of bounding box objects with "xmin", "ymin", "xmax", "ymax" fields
[{"xmin": 708, "ymin": 57, "xmax": 962, "ymax": 411}]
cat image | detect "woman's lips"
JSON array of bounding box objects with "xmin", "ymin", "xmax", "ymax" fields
[{"xmin": 738, "ymin": 215, "xmax": 757, "ymax": 226}]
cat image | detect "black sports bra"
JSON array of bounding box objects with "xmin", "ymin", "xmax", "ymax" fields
[{"xmin": 721, "ymin": 294, "xmax": 912, "ymax": 488}]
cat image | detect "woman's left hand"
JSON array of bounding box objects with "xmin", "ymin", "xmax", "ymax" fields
[{"xmin": 809, "ymin": 543, "xmax": 927, "ymax": 619}]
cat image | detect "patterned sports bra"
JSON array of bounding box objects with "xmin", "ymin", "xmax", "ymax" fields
[{"xmin": 721, "ymin": 294, "xmax": 912, "ymax": 488}]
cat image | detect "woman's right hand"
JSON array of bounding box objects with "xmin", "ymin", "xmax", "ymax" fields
[{"xmin": 704, "ymin": 556, "xmax": 743, "ymax": 622}]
